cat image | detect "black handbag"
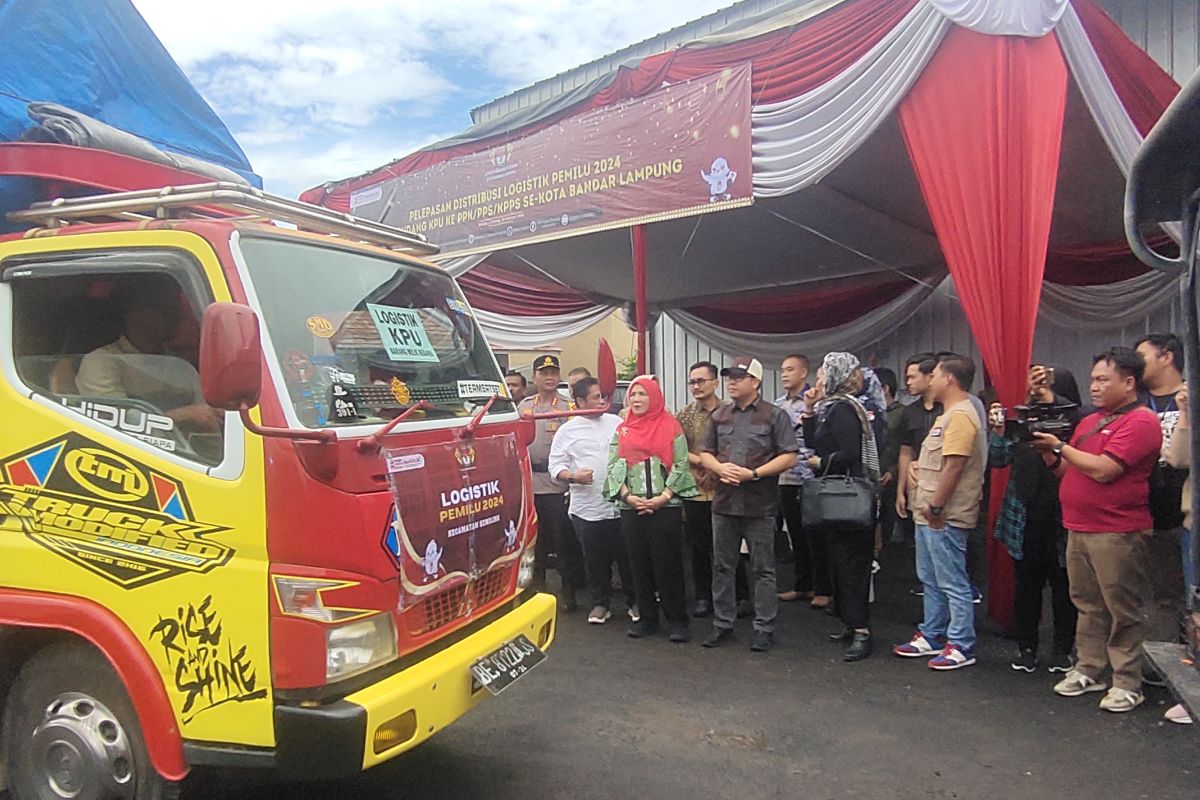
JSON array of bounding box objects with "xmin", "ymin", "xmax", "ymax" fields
[{"xmin": 801, "ymin": 468, "xmax": 876, "ymax": 530}]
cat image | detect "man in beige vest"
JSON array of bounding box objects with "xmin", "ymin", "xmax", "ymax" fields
[{"xmin": 893, "ymin": 354, "xmax": 985, "ymax": 670}]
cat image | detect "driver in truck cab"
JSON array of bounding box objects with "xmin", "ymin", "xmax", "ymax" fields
[{"xmin": 74, "ymin": 276, "xmax": 222, "ymax": 434}]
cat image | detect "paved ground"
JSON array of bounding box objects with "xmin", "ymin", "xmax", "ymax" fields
[{"xmin": 184, "ymin": 548, "xmax": 1197, "ymax": 800}]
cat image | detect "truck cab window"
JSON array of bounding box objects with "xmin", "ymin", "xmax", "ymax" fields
[{"xmin": 8, "ymin": 258, "xmax": 223, "ymax": 465}]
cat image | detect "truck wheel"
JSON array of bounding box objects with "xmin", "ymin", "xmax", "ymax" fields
[{"xmin": 2, "ymin": 641, "xmax": 177, "ymax": 800}]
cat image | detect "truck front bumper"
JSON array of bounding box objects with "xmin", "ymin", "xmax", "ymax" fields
[{"xmin": 272, "ymin": 591, "xmax": 556, "ymax": 778}]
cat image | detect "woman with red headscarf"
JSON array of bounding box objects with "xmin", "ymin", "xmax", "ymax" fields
[{"xmin": 604, "ymin": 375, "xmax": 698, "ymax": 642}]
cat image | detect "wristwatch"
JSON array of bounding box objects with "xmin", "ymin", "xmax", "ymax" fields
[
  {"xmin": 1052, "ymin": 443, "xmax": 1065, "ymax": 456},
  {"xmin": 928, "ymin": 505, "xmax": 944, "ymax": 516},
  {"xmin": 751, "ymin": 468, "xmax": 760, "ymax": 481}
]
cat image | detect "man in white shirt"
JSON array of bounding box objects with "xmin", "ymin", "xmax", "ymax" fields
[{"xmin": 549, "ymin": 377, "xmax": 635, "ymax": 624}]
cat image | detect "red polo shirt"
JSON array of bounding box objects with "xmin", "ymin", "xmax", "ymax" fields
[{"xmin": 1059, "ymin": 406, "xmax": 1162, "ymax": 533}]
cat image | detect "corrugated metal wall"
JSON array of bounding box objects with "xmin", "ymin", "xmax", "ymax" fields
[
  {"xmin": 1096, "ymin": 0, "xmax": 1198, "ymax": 82},
  {"xmin": 650, "ymin": 0, "xmax": 1199, "ymax": 410}
]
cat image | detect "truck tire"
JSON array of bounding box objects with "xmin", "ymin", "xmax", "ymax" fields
[{"xmin": 2, "ymin": 640, "xmax": 178, "ymax": 800}]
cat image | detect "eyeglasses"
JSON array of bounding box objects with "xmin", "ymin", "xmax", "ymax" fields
[{"xmin": 686, "ymin": 378, "xmax": 715, "ymax": 386}]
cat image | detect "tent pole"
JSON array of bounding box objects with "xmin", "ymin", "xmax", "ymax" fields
[{"xmin": 632, "ymin": 224, "xmax": 648, "ymax": 374}]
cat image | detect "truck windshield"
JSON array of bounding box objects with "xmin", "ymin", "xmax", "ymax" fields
[{"xmin": 238, "ymin": 235, "xmax": 514, "ymax": 427}]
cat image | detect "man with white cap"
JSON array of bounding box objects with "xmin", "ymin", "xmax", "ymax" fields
[{"xmin": 699, "ymin": 356, "xmax": 799, "ymax": 652}]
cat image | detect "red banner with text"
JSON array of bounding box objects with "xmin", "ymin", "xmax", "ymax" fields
[
  {"xmin": 349, "ymin": 63, "xmax": 753, "ymax": 256},
  {"xmin": 383, "ymin": 434, "xmax": 526, "ymax": 609}
]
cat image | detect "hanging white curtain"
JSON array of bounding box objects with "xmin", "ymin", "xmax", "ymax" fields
[
  {"xmin": 1039, "ymin": 273, "xmax": 1180, "ymax": 329},
  {"xmin": 434, "ymin": 252, "xmax": 491, "ymax": 278},
  {"xmin": 751, "ymin": 3, "xmax": 950, "ymax": 197},
  {"xmin": 924, "ymin": 0, "xmax": 1068, "ymax": 37},
  {"xmin": 472, "ymin": 305, "xmax": 616, "ymax": 350},
  {"xmin": 1039, "ymin": 5, "xmax": 1179, "ymax": 321},
  {"xmin": 666, "ymin": 278, "xmax": 943, "ymax": 364}
]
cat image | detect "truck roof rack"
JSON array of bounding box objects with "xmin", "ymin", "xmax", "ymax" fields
[{"xmin": 6, "ymin": 182, "xmax": 440, "ymax": 256}]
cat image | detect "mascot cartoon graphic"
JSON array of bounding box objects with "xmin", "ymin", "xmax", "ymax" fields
[
  {"xmin": 701, "ymin": 157, "xmax": 737, "ymax": 202},
  {"xmin": 421, "ymin": 539, "xmax": 444, "ymax": 582},
  {"xmin": 503, "ymin": 520, "xmax": 519, "ymax": 552}
]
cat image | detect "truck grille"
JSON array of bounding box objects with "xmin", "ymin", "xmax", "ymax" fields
[{"xmin": 408, "ymin": 568, "xmax": 510, "ymax": 635}]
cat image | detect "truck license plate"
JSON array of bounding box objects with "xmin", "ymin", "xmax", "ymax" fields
[{"xmin": 469, "ymin": 634, "xmax": 546, "ymax": 695}]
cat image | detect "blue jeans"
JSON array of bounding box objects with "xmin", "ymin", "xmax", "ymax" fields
[{"xmin": 916, "ymin": 523, "xmax": 976, "ymax": 653}]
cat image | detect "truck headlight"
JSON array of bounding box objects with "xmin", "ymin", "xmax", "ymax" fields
[
  {"xmin": 517, "ymin": 543, "xmax": 537, "ymax": 589},
  {"xmin": 326, "ymin": 614, "xmax": 397, "ymax": 682}
]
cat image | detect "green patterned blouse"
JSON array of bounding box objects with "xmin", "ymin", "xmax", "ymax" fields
[{"xmin": 603, "ymin": 432, "xmax": 699, "ymax": 509}]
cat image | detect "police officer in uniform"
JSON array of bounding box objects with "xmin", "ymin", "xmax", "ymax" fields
[{"xmin": 519, "ymin": 355, "xmax": 587, "ymax": 611}]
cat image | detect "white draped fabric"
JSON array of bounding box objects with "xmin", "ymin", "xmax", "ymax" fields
[
  {"xmin": 924, "ymin": 0, "xmax": 1068, "ymax": 37},
  {"xmin": 1040, "ymin": 274, "xmax": 1181, "ymax": 329},
  {"xmin": 666, "ymin": 278, "xmax": 943, "ymax": 363},
  {"xmin": 751, "ymin": 3, "xmax": 949, "ymax": 197},
  {"xmin": 472, "ymin": 305, "xmax": 616, "ymax": 350},
  {"xmin": 1056, "ymin": 7, "xmax": 1142, "ymax": 180},
  {"xmin": 1040, "ymin": 6, "xmax": 1179, "ymax": 321},
  {"xmin": 434, "ymin": 252, "xmax": 490, "ymax": 278}
]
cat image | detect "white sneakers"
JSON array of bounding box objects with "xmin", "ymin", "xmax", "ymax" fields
[
  {"xmin": 1098, "ymin": 687, "xmax": 1144, "ymax": 713},
  {"xmin": 1053, "ymin": 670, "xmax": 1146, "ymax": 713},
  {"xmin": 587, "ymin": 606, "xmax": 612, "ymax": 624},
  {"xmin": 1053, "ymin": 670, "xmax": 1107, "ymax": 697}
]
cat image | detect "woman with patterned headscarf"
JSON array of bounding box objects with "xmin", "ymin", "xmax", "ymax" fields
[
  {"xmin": 604, "ymin": 375, "xmax": 698, "ymax": 643},
  {"xmin": 801, "ymin": 352, "xmax": 881, "ymax": 662}
]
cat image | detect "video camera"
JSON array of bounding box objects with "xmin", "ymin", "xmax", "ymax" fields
[{"xmin": 1004, "ymin": 403, "xmax": 1079, "ymax": 442}]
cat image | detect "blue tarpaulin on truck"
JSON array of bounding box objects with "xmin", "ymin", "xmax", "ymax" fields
[{"xmin": 0, "ymin": 0, "xmax": 259, "ymax": 186}]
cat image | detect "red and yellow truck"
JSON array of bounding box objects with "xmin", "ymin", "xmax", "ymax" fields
[{"xmin": 0, "ymin": 143, "xmax": 558, "ymax": 797}]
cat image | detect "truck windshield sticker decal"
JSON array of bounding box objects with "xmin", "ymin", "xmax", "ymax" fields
[
  {"xmin": 60, "ymin": 399, "xmax": 177, "ymax": 453},
  {"xmin": 366, "ymin": 303, "xmax": 439, "ymax": 363},
  {"xmin": 457, "ymin": 380, "xmax": 503, "ymax": 399},
  {"xmin": 0, "ymin": 433, "xmax": 232, "ymax": 588},
  {"xmin": 148, "ymin": 595, "xmax": 267, "ymax": 723}
]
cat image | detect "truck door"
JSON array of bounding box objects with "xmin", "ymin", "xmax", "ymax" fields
[{"xmin": 0, "ymin": 232, "xmax": 274, "ymax": 749}]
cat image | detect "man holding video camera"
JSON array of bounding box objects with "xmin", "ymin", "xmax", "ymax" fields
[
  {"xmin": 1031, "ymin": 346, "xmax": 1162, "ymax": 713},
  {"xmin": 989, "ymin": 366, "xmax": 1083, "ymax": 674}
]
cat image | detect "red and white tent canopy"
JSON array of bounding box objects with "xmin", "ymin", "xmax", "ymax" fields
[
  {"xmin": 303, "ymin": 0, "xmax": 1179, "ymax": 410},
  {"xmin": 303, "ymin": 0, "xmax": 1184, "ymax": 627}
]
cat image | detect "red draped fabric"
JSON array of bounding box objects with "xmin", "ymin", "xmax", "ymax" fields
[
  {"xmin": 1073, "ymin": 0, "xmax": 1180, "ymax": 136},
  {"xmin": 457, "ymin": 263, "xmax": 594, "ymax": 316},
  {"xmin": 898, "ymin": 26, "xmax": 1069, "ymax": 631},
  {"xmin": 1044, "ymin": 236, "xmax": 1177, "ymax": 285},
  {"xmin": 684, "ymin": 276, "xmax": 915, "ymax": 332},
  {"xmin": 302, "ymin": 0, "xmax": 917, "ymax": 209}
]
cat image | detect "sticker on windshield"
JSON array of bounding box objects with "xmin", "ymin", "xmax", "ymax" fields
[
  {"xmin": 366, "ymin": 304, "xmax": 439, "ymax": 363},
  {"xmin": 306, "ymin": 316, "xmax": 335, "ymax": 338},
  {"xmin": 457, "ymin": 380, "xmax": 503, "ymax": 399},
  {"xmin": 446, "ymin": 298, "xmax": 470, "ymax": 315},
  {"xmin": 330, "ymin": 383, "xmax": 362, "ymax": 422}
]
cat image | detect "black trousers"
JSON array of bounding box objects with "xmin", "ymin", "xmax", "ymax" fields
[
  {"xmin": 878, "ymin": 481, "xmax": 899, "ymax": 543},
  {"xmin": 571, "ymin": 515, "xmax": 635, "ymax": 609},
  {"xmin": 779, "ymin": 485, "xmax": 814, "ymax": 593},
  {"xmin": 826, "ymin": 526, "xmax": 874, "ymax": 630},
  {"xmin": 622, "ymin": 506, "xmax": 687, "ymax": 628},
  {"xmin": 683, "ymin": 501, "xmax": 747, "ymax": 603},
  {"xmin": 534, "ymin": 493, "xmax": 586, "ymax": 590},
  {"xmin": 1014, "ymin": 523, "xmax": 1076, "ymax": 655}
]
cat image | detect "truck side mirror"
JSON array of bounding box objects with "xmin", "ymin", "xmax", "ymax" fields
[{"xmin": 200, "ymin": 302, "xmax": 263, "ymax": 411}]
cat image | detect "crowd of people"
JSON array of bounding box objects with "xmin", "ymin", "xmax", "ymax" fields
[{"xmin": 516, "ymin": 336, "xmax": 1196, "ymax": 723}]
